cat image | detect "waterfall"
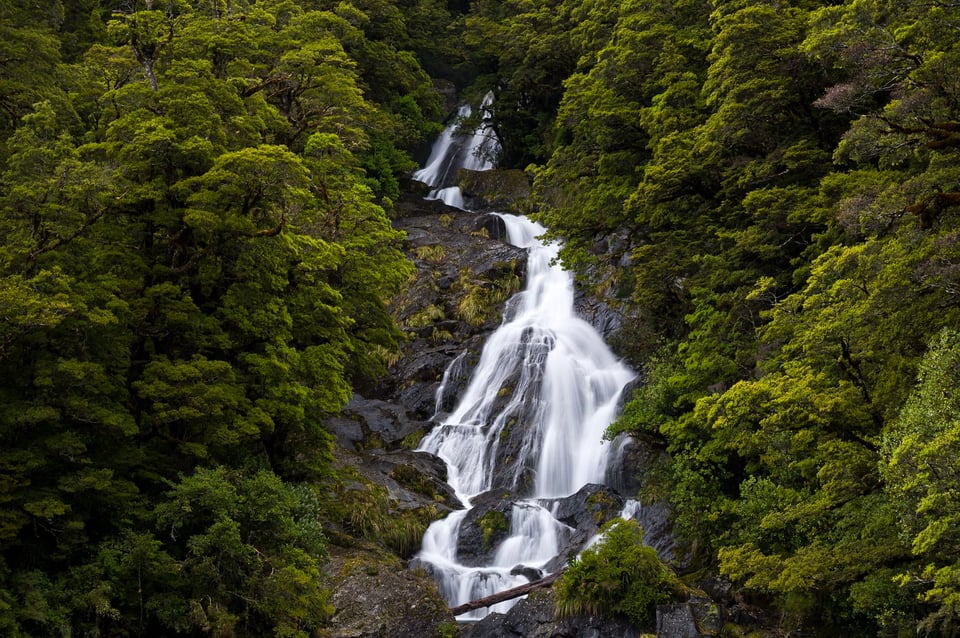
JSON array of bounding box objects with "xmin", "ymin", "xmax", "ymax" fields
[
  {"xmin": 413, "ymin": 94, "xmax": 635, "ymax": 620},
  {"xmin": 413, "ymin": 92, "xmax": 497, "ymax": 208}
]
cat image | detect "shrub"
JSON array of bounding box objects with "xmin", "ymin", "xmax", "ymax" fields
[{"xmin": 554, "ymin": 519, "xmax": 684, "ymax": 627}]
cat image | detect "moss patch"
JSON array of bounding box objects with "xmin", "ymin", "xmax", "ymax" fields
[{"xmin": 478, "ymin": 509, "xmax": 510, "ymax": 551}]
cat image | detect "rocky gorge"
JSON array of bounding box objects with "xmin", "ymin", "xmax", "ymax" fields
[{"xmin": 315, "ymin": 161, "xmax": 739, "ymax": 637}]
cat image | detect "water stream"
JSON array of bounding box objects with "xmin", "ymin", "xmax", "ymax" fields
[{"xmin": 413, "ymin": 95, "xmax": 636, "ymax": 620}]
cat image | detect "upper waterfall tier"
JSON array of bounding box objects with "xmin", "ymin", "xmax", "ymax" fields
[{"xmin": 413, "ymin": 91, "xmax": 497, "ymax": 207}]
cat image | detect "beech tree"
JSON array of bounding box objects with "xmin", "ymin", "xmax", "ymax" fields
[
  {"xmin": 884, "ymin": 330, "xmax": 960, "ymax": 634},
  {"xmin": 0, "ymin": 0, "xmax": 65, "ymax": 135},
  {"xmin": 0, "ymin": 0, "xmax": 431, "ymax": 632}
]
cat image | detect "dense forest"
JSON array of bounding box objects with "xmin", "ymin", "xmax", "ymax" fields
[
  {"xmin": 1, "ymin": 0, "xmax": 959, "ymax": 636},
  {"xmin": 0, "ymin": 0, "xmax": 451, "ymax": 634}
]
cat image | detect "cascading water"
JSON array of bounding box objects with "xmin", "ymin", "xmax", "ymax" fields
[
  {"xmin": 413, "ymin": 92, "xmax": 497, "ymax": 209},
  {"xmin": 413, "ymin": 95, "xmax": 635, "ymax": 620}
]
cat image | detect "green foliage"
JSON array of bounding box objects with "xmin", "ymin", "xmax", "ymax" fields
[
  {"xmin": 322, "ymin": 469, "xmax": 441, "ymax": 559},
  {"xmin": 407, "ymin": 303, "xmax": 446, "ymax": 329},
  {"xmin": 884, "ymin": 330, "xmax": 960, "ymax": 634},
  {"xmin": 0, "ymin": 0, "xmax": 445, "ymax": 633},
  {"xmin": 438, "ymin": 619, "xmax": 461, "ymax": 638},
  {"xmin": 478, "ymin": 510, "xmax": 509, "ymax": 551},
  {"xmin": 454, "ymin": 263, "xmax": 522, "ymax": 327},
  {"xmin": 525, "ymin": 0, "xmax": 960, "ymax": 634},
  {"xmin": 554, "ymin": 519, "xmax": 684, "ymax": 627},
  {"xmin": 389, "ymin": 463, "xmax": 437, "ymax": 499},
  {"xmin": 151, "ymin": 468, "xmax": 334, "ymax": 636},
  {"xmin": 0, "ymin": 1, "xmax": 66, "ymax": 136},
  {"xmin": 463, "ymin": 0, "xmax": 627, "ymax": 166},
  {"xmin": 414, "ymin": 243, "xmax": 446, "ymax": 263},
  {"xmin": 4, "ymin": 0, "xmax": 960, "ymax": 634}
]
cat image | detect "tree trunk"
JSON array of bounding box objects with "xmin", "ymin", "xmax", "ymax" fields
[{"xmin": 449, "ymin": 570, "xmax": 564, "ymax": 616}]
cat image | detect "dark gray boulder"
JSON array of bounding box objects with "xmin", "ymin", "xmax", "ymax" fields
[
  {"xmin": 463, "ymin": 588, "xmax": 641, "ymax": 638},
  {"xmin": 454, "ymin": 492, "xmax": 517, "ymax": 566},
  {"xmin": 656, "ymin": 598, "xmax": 724, "ymax": 638},
  {"xmin": 361, "ymin": 449, "xmax": 461, "ymax": 512},
  {"xmin": 603, "ymin": 435, "xmax": 678, "ymax": 563},
  {"xmin": 327, "ymin": 394, "xmax": 426, "ymax": 451}
]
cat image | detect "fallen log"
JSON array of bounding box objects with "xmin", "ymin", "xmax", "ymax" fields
[{"xmin": 449, "ymin": 570, "xmax": 564, "ymax": 616}]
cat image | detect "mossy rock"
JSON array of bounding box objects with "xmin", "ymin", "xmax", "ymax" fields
[
  {"xmin": 478, "ymin": 509, "xmax": 510, "ymax": 551},
  {"xmin": 325, "ymin": 548, "xmax": 456, "ymax": 638},
  {"xmin": 455, "ymin": 494, "xmax": 515, "ymax": 565},
  {"xmin": 457, "ymin": 168, "xmax": 532, "ymax": 212}
]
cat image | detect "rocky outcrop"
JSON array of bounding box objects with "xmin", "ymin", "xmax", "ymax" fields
[
  {"xmin": 655, "ymin": 599, "xmax": 724, "ymax": 638},
  {"xmin": 326, "ymin": 547, "xmax": 457, "ymax": 638},
  {"xmin": 458, "ymin": 167, "xmax": 533, "ymax": 213},
  {"xmin": 541, "ymin": 484, "xmax": 626, "ymax": 572},
  {"xmin": 603, "ymin": 435, "xmax": 678, "ymax": 564},
  {"xmin": 383, "ymin": 191, "xmax": 528, "ymax": 421},
  {"xmin": 323, "ymin": 394, "xmax": 461, "ymax": 513},
  {"xmin": 463, "ymin": 588, "xmax": 642, "ymax": 638},
  {"xmin": 327, "ymin": 395, "xmax": 425, "ymax": 451},
  {"xmin": 453, "ymin": 491, "xmax": 516, "ymax": 567}
]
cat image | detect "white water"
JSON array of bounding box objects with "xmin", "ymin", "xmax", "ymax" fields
[
  {"xmin": 412, "ymin": 95, "xmax": 635, "ymax": 619},
  {"xmin": 413, "ymin": 92, "xmax": 497, "ymax": 207}
]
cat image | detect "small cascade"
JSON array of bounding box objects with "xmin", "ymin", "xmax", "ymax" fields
[
  {"xmin": 433, "ymin": 351, "xmax": 470, "ymax": 419},
  {"xmin": 412, "ymin": 95, "xmax": 636, "ymax": 620},
  {"xmin": 413, "ymin": 91, "xmax": 497, "ymax": 208}
]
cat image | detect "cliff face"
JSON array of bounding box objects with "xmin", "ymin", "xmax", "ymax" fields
[{"xmin": 380, "ymin": 188, "xmax": 529, "ymax": 421}]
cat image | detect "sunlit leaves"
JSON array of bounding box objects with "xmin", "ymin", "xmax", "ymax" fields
[
  {"xmin": 0, "ymin": 0, "xmax": 430, "ymax": 633},
  {"xmin": 703, "ymin": 5, "xmax": 815, "ymax": 153},
  {"xmin": 182, "ymin": 144, "xmax": 313, "ymax": 237},
  {"xmin": 883, "ymin": 330, "xmax": 960, "ymax": 631}
]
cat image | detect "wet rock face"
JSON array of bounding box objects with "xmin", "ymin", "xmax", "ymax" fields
[
  {"xmin": 324, "ymin": 394, "xmax": 460, "ymax": 511},
  {"xmin": 547, "ymin": 484, "xmax": 624, "ymax": 532},
  {"xmin": 541, "ymin": 484, "xmax": 626, "ymax": 573},
  {"xmin": 603, "ymin": 434, "xmax": 678, "ymax": 563},
  {"xmin": 327, "ymin": 395, "xmax": 425, "ymax": 450},
  {"xmin": 455, "ymin": 492, "xmax": 516, "ymax": 567},
  {"xmin": 383, "ymin": 192, "xmax": 527, "ymax": 422},
  {"xmin": 463, "ymin": 588, "xmax": 641, "ymax": 638},
  {"xmin": 366, "ymin": 449, "xmax": 461, "ymax": 512},
  {"xmin": 458, "ymin": 167, "xmax": 533, "ymax": 213}
]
